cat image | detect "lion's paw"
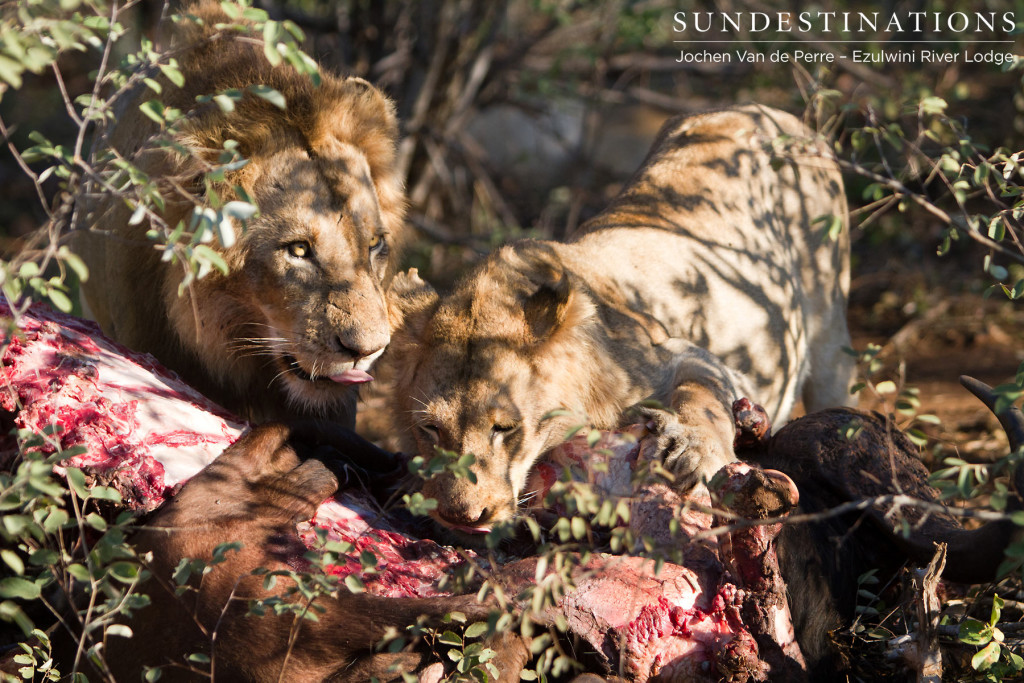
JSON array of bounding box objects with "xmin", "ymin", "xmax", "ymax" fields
[{"xmin": 623, "ymin": 405, "xmax": 733, "ymax": 492}]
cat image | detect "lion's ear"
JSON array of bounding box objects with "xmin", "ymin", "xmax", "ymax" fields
[
  {"xmin": 524, "ymin": 269, "xmax": 593, "ymax": 344},
  {"xmin": 310, "ymin": 78, "xmax": 406, "ymax": 261},
  {"xmin": 387, "ymin": 268, "xmax": 439, "ymax": 336}
]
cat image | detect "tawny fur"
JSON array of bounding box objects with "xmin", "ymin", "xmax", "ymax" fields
[
  {"xmin": 75, "ymin": 1, "xmax": 405, "ymax": 424},
  {"xmin": 388, "ymin": 105, "xmax": 855, "ymax": 537}
]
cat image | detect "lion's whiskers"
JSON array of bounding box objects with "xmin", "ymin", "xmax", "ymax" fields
[{"xmin": 517, "ymin": 490, "xmax": 539, "ymax": 506}]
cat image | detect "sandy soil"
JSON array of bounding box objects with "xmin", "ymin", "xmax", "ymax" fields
[{"xmin": 847, "ymin": 286, "xmax": 1024, "ymax": 468}]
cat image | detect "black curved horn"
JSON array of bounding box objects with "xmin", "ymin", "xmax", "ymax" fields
[
  {"xmin": 960, "ymin": 375, "xmax": 1024, "ymax": 453},
  {"xmin": 881, "ymin": 377, "xmax": 1024, "ymax": 583},
  {"xmin": 960, "ymin": 375, "xmax": 1024, "ymax": 498}
]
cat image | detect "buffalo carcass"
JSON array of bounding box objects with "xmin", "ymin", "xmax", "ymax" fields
[{"xmin": 733, "ymin": 380, "xmax": 1024, "ymax": 681}]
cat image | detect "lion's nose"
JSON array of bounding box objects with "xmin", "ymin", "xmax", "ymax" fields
[
  {"xmin": 438, "ymin": 504, "xmax": 493, "ymax": 529},
  {"xmin": 333, "ymin": 335, "xmax": 385, "ymax": 361}
]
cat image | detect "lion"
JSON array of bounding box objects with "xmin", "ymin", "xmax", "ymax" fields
[
  {"xmin": 74, "ymin": 1, "xmax": 404, "ymax": 425},
  {"xmin": 387, "ymin": 105, "xmax": 855, "ymax": 539}
]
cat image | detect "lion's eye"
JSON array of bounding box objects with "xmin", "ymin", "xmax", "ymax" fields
[
  {"xmin": 369, "ymin": 233, "xmax": 385, "ymax": 253},
  {"xmin": 285, "ymin": 241, "xmax": 312, "ymax": 259},
  {"xmin": 419, "ymin": 424, "xmax": 440, "ymax": 444},
  {"xmin": 491, "ymin": 423, "xmax": 519, "ymax": 437}
]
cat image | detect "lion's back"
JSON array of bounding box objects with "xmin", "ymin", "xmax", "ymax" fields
[{"xmin": 564, "ymin": 105, "xmax": 852, "ymax": 421}]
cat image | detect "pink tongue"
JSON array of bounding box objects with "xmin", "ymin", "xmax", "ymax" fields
[{"xmin": 329, "ymin": 369, "xmax": 374, "ymax": 384}]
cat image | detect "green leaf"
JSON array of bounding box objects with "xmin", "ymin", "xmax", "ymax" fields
[
  {"xmin": 192, "ymin": 245, "xmax": 229, "ymax": 276},
  {"xmin": 19, "ymin": 261, "xmax": 39, "ymax": 278},
  {"xmin": 242, "ymin": 7, "xmax": 269, "ymax": 21},
  {"xmin": 28, "ymin": 548, "xmax": 59, "ymax": 566},
  {"xmin": 214, "ymin": 215, "xmax": 237, "ymax": 248},
  {"xmin": 58, "ymin": 246, "xmax": 89, "ymax": 282},
  {"xmin": 106, "ymin": 624, "xmax": 133, "ymax": 638},
  {"xmin": 402, "ymin": 492, "xmax": 437, "ymax": 516},
  {"xmin": 875, "ymin": 380, "xmax": 897, "ymax": 394},
  {"xmin": 187, "ymin": 653, "xmax": 211, "ymax": 664},
  {"xmin": 989, "ymin": 263, "xmax": 1009, "ymax": 281},
  {"xmin": 438, "ymin": 630, "xmax": 462, "ymax": 646},
  {"xmin": 359, "ymin": 550, "xmax": 378, "ymax": 570},
  {"xmin": 84, "ymin": 512, "xmax": 107, "ymax": 531},
  {"xmin": 65, "ymin": 467, "xmax": 89, "ymax": 499},
  {"xmin": 959, "ymin": 617, "xmax": 993, "ymax": 645},
  {"xmin": 0, "ymin": 577, "xmax": 41, "ymax": 600},
  {"xmin": 464, "ymin": 621, "xmax": 489, "ymax": 639},
  {"xmin": 139, "ymin": 99, "xmax": 165, "ymax": 125},
  {"xmin": 109, "ymin": 562, "xmax": 140, "ymax": 583},
  {"xmin": 0, "ymin": 55, "xmax": 24, "ymax": 89},
  {"xmin": 160, "ymin": 61, "xmax": 185, "ymax": 88},
  {"xmin": 212, "ymin": 93, "xmax": 236, "ymax": 113},
  {"xmin": 223, "ymin": 200, "xmax": 257, "ymax": 221},
  {"xmin": 1, "ymin": 549, "xmax": 24, "ymax": 576},
  {"xmin": 262, "ymin": 21, "xmax": 283, "ymax": 66},
  {"xmin": 249, "ymin": 85, "xmax": 286, "ymax": 109},
  {"xmin": 90, "ymin": 485, "xmax": 122, "ymax": 503},
  {"xmin": 570, "ymin": 516, "xmax": 586, "ymax": 539},
  {"xmin": 920, "ymin": 96, "xmax": 947, "ymax": 115},
  {"xmin": 211, "ymin": 541, "xmax": 242, "ymax": 564},
  {"xmin": 0, "ymin": 600, "xmax": 32, "ymax": 636},
  {"xmin": 67, "ymin": 563, "xmax": 90, "ymax": 582},
  {"xmin": 972, "ymin": 641, "xmax": 1001, "ymax": 671},
  {"xmin": 815, "ymin": 213, "xmax": 843, "ymax": 242},
  {"xmin": 343, "ymin": 575, "xmax": 364, "ymax": 593},
  {"xmin": 42, "ymin": 508, "xmax": 69, "ymax": 534},
  {"xmin": 991, "ymin": 594, "xmax": 1004, "ymax": 626},
  {"xmin": 906, "ymin": 428, "xmax": 928, "ymax": 447}
]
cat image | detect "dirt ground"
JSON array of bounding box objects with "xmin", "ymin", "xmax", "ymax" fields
[
  {"xmin": 845, "ymin": 246, "xmax": 1024, "ymax": 469},
  {"xmin": 853, "ymin": 323, "xmax": 1022, "ymax": 466}
]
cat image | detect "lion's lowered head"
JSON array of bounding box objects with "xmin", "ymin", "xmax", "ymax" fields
[
  {"xmin": 389, "ymin": 246, "xmax": 623, "ymax": 541},
  {"xmin": 82, "ymin": 2, "xmax": 406, "ymax": 424}
]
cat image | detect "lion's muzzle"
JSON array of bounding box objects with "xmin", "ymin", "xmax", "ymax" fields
[{"xmin": 422, "ymin": 471, "xmax": 514, "ymax": 534}]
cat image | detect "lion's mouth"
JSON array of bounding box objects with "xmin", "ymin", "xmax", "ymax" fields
[
  {"xmin": 429, "ymin": 512, "xmax": 493, "ymax": 536},
  {"xmin": 282, "ymin": 355, "xmax": 327, "ymax": 383},
  {"xmin": 280, "ymin": 354, "xmax": 374, "ymax": 385}
]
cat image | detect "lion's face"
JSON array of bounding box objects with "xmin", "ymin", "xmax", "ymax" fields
[
  {"xmin": 231, "ymin": 141, "xmax": 392, "ymax": 409},
  {"xmin": 390, "ymin": 252, "xmax": 605, "ymax": 540},
  {"xmin": 403, "ymin": 340, "xmax": 566, "ymax": 536},
  {"xmin": 154, "ymin": 76, "xmax": 406, "ymax": 421}
]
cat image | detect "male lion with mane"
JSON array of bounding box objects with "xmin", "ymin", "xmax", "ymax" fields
[
  {"xmin": 389, "ymin": 105, "xmax": 855, "ymax": 539},
  {"xmin": 76, "ymin": 1, "xmax": 403, "ymax": 425}
]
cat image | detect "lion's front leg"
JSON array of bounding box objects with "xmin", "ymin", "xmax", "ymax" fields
[{"xmin": 622, "ymin": 343, "xmax": 750, "ymax": 492}]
